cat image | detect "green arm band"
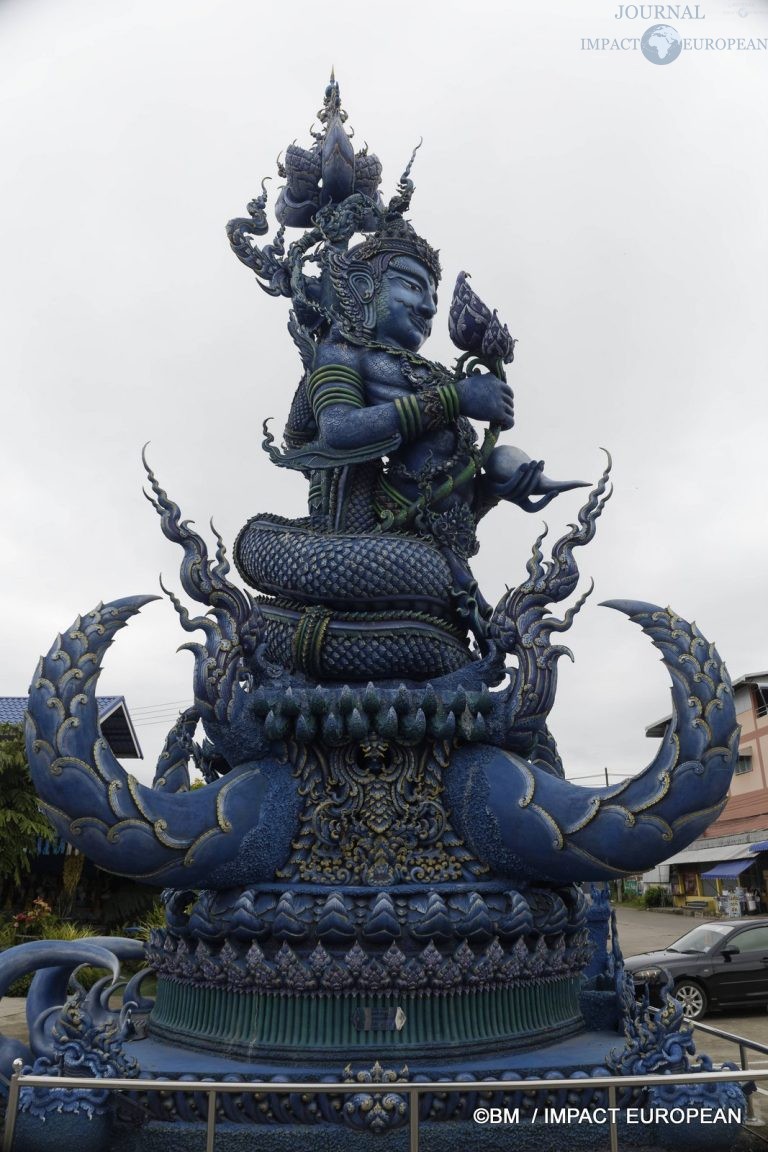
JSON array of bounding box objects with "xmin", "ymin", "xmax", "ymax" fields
[
  {"xmin": 394, "ymin": 381, "xmax": 461, "ymax": 442},
  {"xmin": 308, "ymin": 365, "xmax": 365, "ymax": 419}
]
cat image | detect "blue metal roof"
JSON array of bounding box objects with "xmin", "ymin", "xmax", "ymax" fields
[
  {"xmin": 0, "ymin": 696, "xmax": 142, "ymax": 758},
  {"xmin": 0, "ymin": 696, "xmax": 122, "ymax": 726},
  {"xmin": 750, "ymin": 842, "xmax": 768, "ymax": 854},
  {"xmin": 701, "ymin": 859, "xmax": 754, "ymax": 879}
]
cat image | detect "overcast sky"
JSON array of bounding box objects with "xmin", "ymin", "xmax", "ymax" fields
[{"xmin": 1, "ymin": 0, "xmax": 766, "ymax": 787}]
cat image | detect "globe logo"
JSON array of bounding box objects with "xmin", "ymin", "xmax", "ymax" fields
[{"xmin": 641, "ymin": 24, "xmax": 683, "ymax": 64}]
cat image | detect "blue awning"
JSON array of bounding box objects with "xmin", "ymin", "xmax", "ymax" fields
[
  {"xmin": 701, "ymin": 859, "xmax": 754, "ymax": 879},
  {"xmin": 749, "ymin": 841, "xmax": 768, "ymax": 854}
]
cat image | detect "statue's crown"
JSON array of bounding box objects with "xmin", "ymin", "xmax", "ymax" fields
[{"xmin": 350, "ymin": 217, "xmax": 442, "ymax": 283}]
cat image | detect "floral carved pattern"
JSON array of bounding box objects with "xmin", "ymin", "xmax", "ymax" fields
[{"xmin": 277, "ymin": 739, "xmax": 485, "ymax": 886}]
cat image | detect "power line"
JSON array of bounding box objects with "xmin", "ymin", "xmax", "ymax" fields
[
  {"xmin": 132, "ymin": 716, "xmax": 194, "ymax": 727},
  {"xmin": 128, "ymin": 699, "xmax": 191, "ymax": 714},
  {"xmin": 566, "ymin": 771, "xmax": 628, "ymax": 782}
]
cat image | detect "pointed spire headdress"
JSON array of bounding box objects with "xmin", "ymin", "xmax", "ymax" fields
[{"xmin": 226, "ymin": 73, "xmax": 440, "ymax": 326}]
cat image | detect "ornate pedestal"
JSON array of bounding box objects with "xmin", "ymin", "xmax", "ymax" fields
[{"xmin": 147, "ymin": 881, "xmax": 588, "ymax": 1063}]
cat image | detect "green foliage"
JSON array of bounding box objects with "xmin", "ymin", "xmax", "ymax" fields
[
  {"xmin": 0, "ymin": 724, "xmax": 55, "ymax": 885},
  {"xmin": 0, "ymin": 918, "xmax": 18, "ymax": 950},
  {"xmin": 7, "ymin": 973, "xmax": 33, "ymax": 996},
  {"xmin": 643, "ymin": 885, "xmax": 669, "ymax": 909},
  {"xmin": 3, "ymin": 903, "xmax": 101, "ymax": 995},
  {"xmin": 98, "ymin": 884, "xmax": 159, "ymax": 930},
  {"xmin": 42, "ymin": 919, "xmax": 97, "ymax": 941},
  {"xmin": 134, "ymin": 898, "xmax": 168, "ymax": 940}
]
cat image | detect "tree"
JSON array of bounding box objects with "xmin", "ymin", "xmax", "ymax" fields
[{"xmin": 0, "ymin": 723, "xmax": 55, "ymax": 884}]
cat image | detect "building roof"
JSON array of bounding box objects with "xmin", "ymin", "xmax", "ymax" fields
[
  {"xmin": 662, "ymin": 843, "xmax": 756, "ymax": 867},
  {"xmin": 0, "ymin": 696, "xmax": 142, "ymax": 759},
  {"xmin": 697, "ymin": 790, "xmax": 768, "ymax": 842}
]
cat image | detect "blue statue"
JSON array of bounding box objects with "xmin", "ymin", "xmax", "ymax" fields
[
  {"xmin": 23, "ymin": 76, "xmax": 736, "ymax": 885},
  {"xmin": 238, "ymin": 124, "xmax": 586, "ymax": 662},
  {"xmin": 5, "ymin": 75, "xmax": 742, "ymax": 1145}
]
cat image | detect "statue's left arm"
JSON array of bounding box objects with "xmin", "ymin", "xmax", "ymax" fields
[{"xmin": 476, "ymin": 444, "xmax": 589, "ymax": 517}]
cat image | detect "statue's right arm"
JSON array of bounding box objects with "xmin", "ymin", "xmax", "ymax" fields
[
  {"xmin": 311, "ymin": 340, "xmax": 401, "ymax": 452},
  {"xmin": 311, "ymin": 339, "xmax": 466, "ymax": 453}
]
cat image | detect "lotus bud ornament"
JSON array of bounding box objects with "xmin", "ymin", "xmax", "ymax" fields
[
  {"xmin": 481, "ymin": 309, "xmax": 516, "ymax": 365},
  {"xmin": 448, "ymin": 271, "xmax": 516, "ymax": 379}
]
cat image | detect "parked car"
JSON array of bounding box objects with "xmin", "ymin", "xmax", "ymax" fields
[{"xmin": 623, "ymin": 918, "xmax": 768, "ymax": 1021}]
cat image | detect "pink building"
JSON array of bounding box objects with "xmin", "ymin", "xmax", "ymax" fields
[{"xmin": 645, "ymin": 674, "xmax": 768, "ymax": 914}]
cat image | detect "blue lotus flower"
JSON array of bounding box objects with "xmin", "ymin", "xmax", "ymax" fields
[
  {"xmin": 481, "ymin": 310, "xmax": 516, "ymax": 364},
  {"xmin": 448, "ymin": 272, "xmax": 516, "ymax": 366}
]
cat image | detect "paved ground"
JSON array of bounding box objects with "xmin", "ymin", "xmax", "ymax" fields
[
  {"xmin": 0, "ymin": 999, "xmax": 26, "ymax": 1046},
  {"xmin": 615, "ymin": 905, "xmax": 768, "ymax": 1127},
  {"xmin": 613, "ymin": 904, "xmax": 703, "ymax": 955},
  {"xmin": 614, "ymin": 906, "xmax": 768, "ymax": 1058},
  {"xmin": 617, "ymin": 907, "xmax": 768, "ymax": 1055}
]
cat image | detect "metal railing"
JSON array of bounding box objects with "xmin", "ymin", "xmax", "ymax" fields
[
  {"xmin": 692, "ymin": 1017, "xmax": 768, "ymax": 1127},
  {"xmin": 3, "ymin": 1058, "xmax": 768, "ymax": 1152}
]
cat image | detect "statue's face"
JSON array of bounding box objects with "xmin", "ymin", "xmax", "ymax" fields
[{"xmin": 373, "ymin": 256, "xmax": 438, "ymax": 352}]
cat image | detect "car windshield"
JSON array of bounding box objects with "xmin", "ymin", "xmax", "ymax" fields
[{"xmin": 668, "ymin": 923, "xmax": 734, "ymax": 954}]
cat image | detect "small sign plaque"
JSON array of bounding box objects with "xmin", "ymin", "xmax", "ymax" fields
[{"xmin": 351, "ymin": 1005, "xmax": 407, "ymax": 1032}]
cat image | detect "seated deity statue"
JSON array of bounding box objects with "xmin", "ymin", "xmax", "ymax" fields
[
  {"xmin": 274, "ymin": 219, "xmax": 584, "ymax": 598},
  {"xmin": 228, "ymin": 83, "xmax": 585, "ymax": 676}
]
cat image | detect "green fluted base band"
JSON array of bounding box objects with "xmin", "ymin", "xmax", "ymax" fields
[{"xmin": 149, "ymin": 976, "xmax": 584, "ymax": 1062}]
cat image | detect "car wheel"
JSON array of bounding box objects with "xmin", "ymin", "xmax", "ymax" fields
[{"xmin": 673, "ymin": 979, "xmax": 708, "ymax": 1020}]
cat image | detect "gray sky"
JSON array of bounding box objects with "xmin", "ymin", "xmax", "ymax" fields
[{"xmin": 1, "ymin": 0, "xmax": 766, "ymax": 786}]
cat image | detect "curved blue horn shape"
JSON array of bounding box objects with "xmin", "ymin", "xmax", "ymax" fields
[
  {"xmin": 0, "ymin": 939, "xmax": 128, "ymax": 1089},
  {"xmin": 25, "ymin": 598, "xmax": 300, "ymax": 889},
  {"xmin": 444, "ymin": 601, "xmax": 738, "ymax": 883},
  {"xmin": 25, "ymin": 936, "xmax": 146, "ymax": 1044},
  {"xmin": 25, "ymin": 596, "xmax": 737, "ymax": 889}
]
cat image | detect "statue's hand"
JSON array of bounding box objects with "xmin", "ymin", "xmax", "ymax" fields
[
  {"xmin": 484, "ymin": 445, "xmax": 590, "ymax": 512},
  {"xmin": 456, "ymin": 371, "xmax": 515, "ymax": 430},
  {"xmin": 489, "ymin": 459, "xmax": 550, "ymax": 510}
]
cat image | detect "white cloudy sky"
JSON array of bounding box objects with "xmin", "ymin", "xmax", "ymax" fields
[{"xmin": 1, "ymin": 0, "xmax": 766, "ymax": 787}]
